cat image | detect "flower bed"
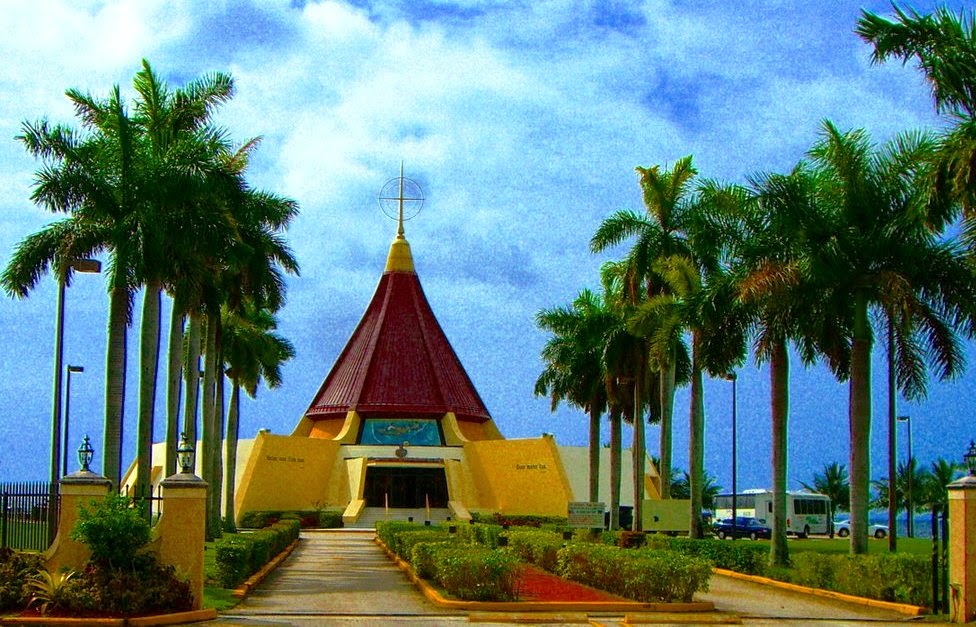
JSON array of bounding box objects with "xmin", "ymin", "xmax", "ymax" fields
[{"xmin": 516, "ymin": 565, "xmax": 625, "ymax": 602}]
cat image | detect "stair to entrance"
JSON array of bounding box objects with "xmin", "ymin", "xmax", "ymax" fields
[{"xmin": 347, "ymin": 506, "xmax": 455, "ymax": 529}]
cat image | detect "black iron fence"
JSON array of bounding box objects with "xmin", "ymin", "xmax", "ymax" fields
[
  {"xmin": 121, "ymin": 483, "xmax": 164, "ymax": 526},
  {"xmin": 0, "ymin": 481, "xmax": 58, "ymax": 552}
]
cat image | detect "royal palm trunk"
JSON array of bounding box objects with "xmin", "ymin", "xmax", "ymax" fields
[
  {"xmin": 102, "ymin": 270, "xmax": 129, "ymax": 488},
  {"xmin": 849, "ymin": 290, "xmax": 872, "ymax": 555},
  {"xmin": 164, "ymin": 308, "xmax": 184, "ymax": 477},
  {"xmin": 770, "ymin": 337, "xmax": 789, "ymax": 567},
  {"xmin": 688, "ymin": 343, "xmax": 705, "ymax": 539},
  {"xmin": 659, "ymin": 357, "xmax": 676, "ymax": 499},
  {"xmin": 136, "ymin": 281, "xmax": 161, "ymax": 510}
]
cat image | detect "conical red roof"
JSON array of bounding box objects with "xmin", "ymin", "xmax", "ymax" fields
[{"xmin": 305, "ymin": 236, "xmax": 491, "ymax": 422}]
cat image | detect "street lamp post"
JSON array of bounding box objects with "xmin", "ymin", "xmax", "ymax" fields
[
  {"xmin": 50, "ymin": 258, "xmax": 101, "ymax": 484},
  {"xmin": 723, "ymin": 372, "xmax": 738, "ymax": 539},
  {"xmin": 898, "ymin": 414, "xmax": 914, "ymax": 538},
  {"xmin": 62, "ymin": 365, "xmax": 85, "ymax": 476}
]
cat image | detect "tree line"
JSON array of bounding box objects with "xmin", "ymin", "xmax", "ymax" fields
[
  {"xmin": 535, "ymin": 4, "xmax": 976, "ymax": 566},
  {"xmin": 2, "ymin": 60, "xmax": 297, "ymax": 539}
]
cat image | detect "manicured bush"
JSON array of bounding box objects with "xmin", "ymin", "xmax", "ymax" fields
[
  {"xmin": 214, "ymin": 536, "xmax": 253, "ymax": 588},
  {"xmin": 410, "ymin": 540, "xmax": 454, "ymax": 579},
  {"xmin": 654, "ymin": 537, "xmax": 769, "ymax": 576},
  {"xmin": 432, "ymin": 546, "xmax": 522, "ymax": 601},
  {"xmin": 557, "ymin": 544, "xmax": 711, "ymax": 603},
  {"xmin": 239, "ymin": 509, "xmax": 343, "ymax": 529},
  {"xmin": 63, "ymin": 554, "xmax": 192, "ymax": 616},
  {"xmin": 71, "ymin": 494, "xmax": 151, "ymax": 568},
  {"xmin": 782, "ymin": 552, "xmax": 930, "ymax": 606},
  {"xmin": 0, "ymin": 548, "xmax": 44, "ymax": 610},
  {"xmin": 213, "ymin": 519, "xmax": 300, "ymax": 589},
  {"xmin": 472, "ymin": 512, "xmax": 567, "ymax": 528},
  {"xmin": 392, "ymin": 529, "xmax": 452, "ymax": 560},
  {"xmin": 454, "ymin": 522, "xmax": 504, "ymax": 548},
  {"xmin": 504, "ymin": 528, "xmax": 564, "ymax": 572}
]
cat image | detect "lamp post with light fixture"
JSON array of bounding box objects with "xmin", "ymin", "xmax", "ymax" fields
[
  {"xmin": 62, "ymin": 365, "xmax": 84, "ymax": 476},
  {"xmin": 50, "ymin": 258, "xmax": 101, "ymax": 485}
]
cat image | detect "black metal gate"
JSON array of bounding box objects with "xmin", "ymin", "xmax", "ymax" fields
[{"xmin": 0, "ymin": 481, "xmax": 58, "ymax": 552}]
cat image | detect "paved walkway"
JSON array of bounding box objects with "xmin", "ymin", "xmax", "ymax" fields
[{"xmin": 207, "ymin": 530, "xmax": 916, "ymax": 626}]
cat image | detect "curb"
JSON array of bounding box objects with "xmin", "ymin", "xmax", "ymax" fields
[
  {"xmin": 711, "ymin": 568, "xmax": 927, "ymax": 616},
  {"xmin": 0, "ymin": 608, "xmax": 218, "ymax": 626},
  {"xmin": 232, "ymin": 538, "xmax": 301, "ymax": 599},
  {"xmin": 375, "ymin": 537, "xmax": 716, "ymax": 614}
]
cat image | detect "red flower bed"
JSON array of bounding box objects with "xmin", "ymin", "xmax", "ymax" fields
[{"xmin": 516, "ymin": 565, "xmax": 626, "ymax": 602}]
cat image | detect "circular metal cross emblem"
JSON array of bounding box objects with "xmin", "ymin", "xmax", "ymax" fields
[{"xmin": 378, "ymin": 175, "xmax": 424, "ymax": 222}]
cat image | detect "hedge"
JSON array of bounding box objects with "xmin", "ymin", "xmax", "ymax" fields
[
  {"xmin": 503, "ymin": 528, "xmax": 564, "ymax": 572},
  {"xmin": 214, "ymin": 519, "xmax": 301, "ymax": 588},
  {"xmin": 649, "ymin": 536, "xmax": 769, "ymax": 576},
  {"xmin": 431, "ymin": 545, "xmax": 523, "ymax": 601},
  {"xmin": 557, "ymin": 544, "xmax": 711, "ymax": 603},
  {"xmin": 776, "ymin": 552, "xmax": 931, "ymax": 606},
  {"xmin": 238, "ymin": 509, "xmax": 344, "ymax": 529}
]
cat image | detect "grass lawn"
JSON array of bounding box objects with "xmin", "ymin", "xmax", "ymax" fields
[{"xmin": 785, "ymin": 536, "xmax": 934, "ymax": 556}]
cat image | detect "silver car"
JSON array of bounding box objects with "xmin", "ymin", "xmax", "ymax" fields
[{"xmin": 833, "ymin": 519, "xmax": 888, "ymax": 539}]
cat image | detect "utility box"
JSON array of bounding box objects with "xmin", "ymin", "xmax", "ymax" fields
[{"xmin": 642, "ymin": 499, "xmax": 691, "ymax": 534}]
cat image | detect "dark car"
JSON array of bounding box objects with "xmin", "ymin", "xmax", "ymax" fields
[{"xmin": 713, "ymin": 516, "xmax": 771, "ymax": 540}]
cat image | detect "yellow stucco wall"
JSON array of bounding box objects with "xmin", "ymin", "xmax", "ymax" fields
[
  {"xmin": 462, "ymin": 435, "xmax": 573, "ymax": 515},
  {"xmin": 234, "ymin": 432, "xmax": 342, "ymax": 517}
]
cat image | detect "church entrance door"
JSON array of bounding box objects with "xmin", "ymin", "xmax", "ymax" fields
[{"xmin": 364, "ymin": 466, "xmax": 448, "ymax": 508}]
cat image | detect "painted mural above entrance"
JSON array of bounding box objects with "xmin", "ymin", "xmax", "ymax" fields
[{"xmin": 359, "ymin": 418, "xmax": 443, "ymax": 446}]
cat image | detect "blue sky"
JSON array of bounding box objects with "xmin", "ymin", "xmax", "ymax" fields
[{"xmin": 0, "ymin": 1, "xmax": 973, "ymax": 493}]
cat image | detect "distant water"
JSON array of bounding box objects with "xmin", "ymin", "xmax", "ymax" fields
[{"xmin": 867, "ymin": 509, "xmax": 944, "ymax": 540}]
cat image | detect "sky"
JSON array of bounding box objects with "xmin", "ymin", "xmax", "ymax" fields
[{"xmin": 0, "ymin": 0, "xmax": 973, "ymax": 495}]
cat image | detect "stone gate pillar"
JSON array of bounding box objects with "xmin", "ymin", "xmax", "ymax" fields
[
  {"xmin": 157, "ymin": 471, "xmax": 208, "ymax": 610},
  {"xmin": 948, "ymin": 472, "xmax": 976, "ymax": 623},
  {"xmin": 45, "ymin": 469, "xmax": 112, "ymax": 574}
]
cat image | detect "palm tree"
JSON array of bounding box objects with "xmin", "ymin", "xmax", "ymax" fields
[
  {"xmin": 736, "ymin": 163, "xmax": 848, "ymax": 565},
  {"xmin": 221, "ymin": 302, "xmax": 294, "ymax": 529},
  {"xmin": 922, "ymin": 458, "xmax": 963, "ymax": 512},
  {"xmin": 801, "ymin": 462, "xmax": 850, "ymax": 536},
  {"xmin": 129, "ymin": 60, "xmax": 235, "ymax": 502},
  {"xmin": 670, "ymin": 469, "xmax": 722, "ymax": 511},
  {"xmin": 5, "ymin": 83, "xmax": 145, "ymax": 487},
  {"xmin": 873, "ymin": 458, "xmax": 931, "ymax": 535},
  {"xmin": 857, "ymin": 4, "xmax": 976, "ymax": 215},
  {"xmin": 591, "ymin": 157, "xmax": 697, "ymax": 504},
  {"xmin": 807, "ymin": 120, "xmax": 976, "ymax": 554},
  {"xmin": 535, "ymin": 289, "xmax": 612, "ymax": 504}
]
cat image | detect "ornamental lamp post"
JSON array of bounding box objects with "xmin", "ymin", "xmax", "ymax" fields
[
  {"xmin": 965, "ymin": 440, "xmax": 976, "ymax": 476},
  {"xmin": 50, "ymin": 258, "xmax": 101, "ymax": 484},
  {"xmin": 722, "ymin": 372, "xmax": 738, "ymax": 540},
  {"xmin": 61, "ymin": 365, "xmax": 84, "ymax": 476}
]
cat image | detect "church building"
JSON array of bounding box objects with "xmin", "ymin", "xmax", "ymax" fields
[{"xmin": 227, "ymin": 178, "xmax": 659, "ymax": 525}]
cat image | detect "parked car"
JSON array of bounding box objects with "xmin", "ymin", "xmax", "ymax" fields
[
  {"xmin": 833, "ymin": 519, "xmax": 888, "ymax": 539},
  {"xmin": 712, "ymin": 516, "xmax": 771, "ymax": 540}
]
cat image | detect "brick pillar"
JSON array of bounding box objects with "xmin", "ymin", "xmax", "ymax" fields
[
  {"xmin": 158, "ymin": 471, "xmax": 208, "ymax": 610},
  {"xmin": 45, "ymin": 469, "xmax": 112, "ymax": 574},
  {"xmin": 948, "ymin": 473, "xmax": 976, "ymax": 623}
]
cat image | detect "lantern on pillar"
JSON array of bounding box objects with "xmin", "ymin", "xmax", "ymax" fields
[
  {"xmin": 77, "ymin": 435, "xmax": 94, "ymax": 473},
  {"xmin": 964, "ymin": 440, "xmax": 976, "ymax": 477},
  {"xmin": 177, "ymin": 432, "xmax": 195, "ymax": 474}
]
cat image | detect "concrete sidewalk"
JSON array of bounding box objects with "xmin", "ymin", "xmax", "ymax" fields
[{"xmin": 205, "ymin": 530, "xmax": 918, "ymax": 625}]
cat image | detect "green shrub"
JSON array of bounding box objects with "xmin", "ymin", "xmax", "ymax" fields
[
  {"xmin": 376, "ymin": 520, "xmax": 425, "ymax": 553},
  {"xmin": 472, "ymin": 512, "xmax": 567, "ymax": 528},
  {"xmin": 213, "ymin": 520, "xmax": 300, "ymax": 589},
  {"xmin": 392, "ymin": 529, "xmax": 452, "ymax": 561},
  {"xmin": 557, "ymin": 544, "xmax": 710, "ymax": 603},
  {"xmin": 504, "ymin": 528, "xmax": 564, "ymax": 572},
  {"xmin": 318, "ymin": 510, "xmax": 344, "ymax": 528},
  {"xmin": 214, "ymin": 536, "xmax": 253, "ymax": 588},
  {"xmin": 64, "ymin": 554, "xmax": 192, "ymax": 616},
  {"xmin": 432, "ymin": 546, "xmax": 522, "ymax": 601},
  {"xmin": 71, "ymin": 494, "xmax": 151, "ymax": 568},
  {"xmin": 658, "ymin": 537, "xmax": 769, "ymax": 576},
  {"xmin": 784, "ymin": 552, "xmax": 930, "ymax": 606},
  {"xmin": 0, "ymin": 548, "xmax": 44, "ymax": 610},
  {"xmin": 411, "ymin": 540, "xmax": 453, "ymax": 579},
  {"xmin": 454, "ymin": 522, "xmax": 504, "ymax": 548}
]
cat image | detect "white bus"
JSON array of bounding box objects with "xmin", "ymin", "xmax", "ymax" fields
[{"xmin": 713, "ymin": 489, "xmax": 830, "ymax": 538}]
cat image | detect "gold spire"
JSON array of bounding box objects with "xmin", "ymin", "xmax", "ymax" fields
[{"xmin": 384, "ymin": 162, "xmax": 415, "ymax": 273}]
